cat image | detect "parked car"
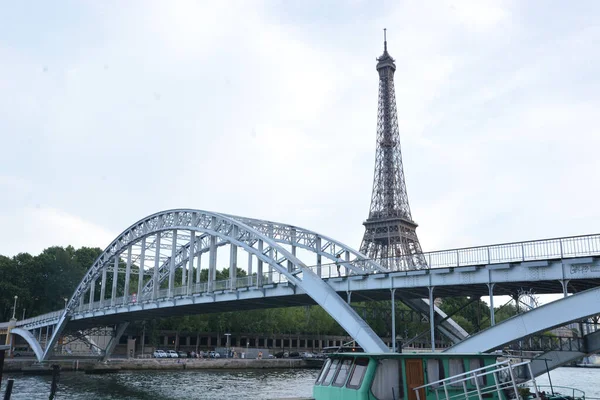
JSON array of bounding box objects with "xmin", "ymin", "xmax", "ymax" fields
[
  {"xmin": 208, "ymin": 351, "xmax": 220, "ymax": 358},
  {"xmin": 274, "ymin": 351, "xmax": 285, "ymax": 358},
  {"xmin": 167, "ymin": 350, "xmax": 179, "ymax": 358},
  {"xmin": 177, "ymin": 351, "xmax": 188, "ymax": 358},
  {"xmin": 153, "ymin": 349, "xmax": 167, "ymax": 358},
  {"xmin": 13, "ymin": 347, "xmax": 34, "ymax": 357}
]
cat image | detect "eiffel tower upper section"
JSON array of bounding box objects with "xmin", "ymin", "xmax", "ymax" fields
[{"xmin": 360, "ymin": 31, "xmax": 427, "ymax": 271}]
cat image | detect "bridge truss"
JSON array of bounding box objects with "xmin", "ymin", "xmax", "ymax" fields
[
  {"xmin": 2, "ymin": 210, "xmax": 600, "ymax": 362},
  {"xmin": 6, "ymin": 209, "xmax": 400, "ymax": 361}
]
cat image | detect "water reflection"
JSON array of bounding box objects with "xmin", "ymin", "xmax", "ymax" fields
[{"xmin": 3, "ymin": 369, "xmax": 318, "ymax": 400}]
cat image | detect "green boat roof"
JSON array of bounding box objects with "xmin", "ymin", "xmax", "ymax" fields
[{"xmin": 327, "ymin": 352, "xmax": 499, "ymax": 359}]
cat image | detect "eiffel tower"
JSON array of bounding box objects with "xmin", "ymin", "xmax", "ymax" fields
[{"xmin": 360, "ymin": 30, "xmax": 427, "ymax": 271}]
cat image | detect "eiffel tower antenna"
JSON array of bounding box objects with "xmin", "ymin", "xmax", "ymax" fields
[
  {"xmin": 384, "ymin": 28, "xmax": 387, "ymax": 51},
  {"xmin": 360, "ymin": 32, "xmax": 427, "ymax": 271}
]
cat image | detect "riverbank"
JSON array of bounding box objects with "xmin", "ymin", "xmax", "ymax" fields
[{"xmin": 2, "ymin": 357, "xmax": 317, "ymax": 373}]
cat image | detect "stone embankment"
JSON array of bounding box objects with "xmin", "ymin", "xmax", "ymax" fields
[{"xmin": 3, "ymin": 357, "xmax": 320, "ymax": 373}]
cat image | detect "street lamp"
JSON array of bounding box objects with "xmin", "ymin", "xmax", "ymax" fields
[
  {"xmin": 64, "ymin": 298, "xmax": 68, "ymax": 309},
  {"xmin": 11, "ymin": 295, "xmax": 18, "ymax": 319}
]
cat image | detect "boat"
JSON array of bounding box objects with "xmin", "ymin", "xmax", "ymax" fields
[{"xmin": 311, "ymin": 352, "xmax": 586, "ymax": 400}]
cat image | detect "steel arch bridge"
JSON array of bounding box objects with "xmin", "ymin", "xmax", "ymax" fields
[
  {"xmin": 4, "ymin": 209, "xmax": 600, "ymax": 363},
  {"xmin": 1, "ymin": 209, "xmax": 415, "ymax": 361}
]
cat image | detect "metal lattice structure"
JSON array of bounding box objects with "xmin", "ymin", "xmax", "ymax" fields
[
  {"xmin": 361, "ymin": 32, "xmax": 427, "ymax": 270},
  {"xmin": 445, "ymin": 285, "xmax": 600, "ymax": 377},
  {"xmin": 2, "ymin": 221, "xmax": 600, "ymax": 362},
  {"xmin": 19, "ymin": 209, "xmax": 392, "ymax": 361}
]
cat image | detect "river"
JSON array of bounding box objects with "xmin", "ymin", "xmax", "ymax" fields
[{"xmin": 1, "ymin": 366, "xmax": 598, "ymax": 399}]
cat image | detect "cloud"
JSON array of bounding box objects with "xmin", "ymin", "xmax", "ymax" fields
[
  {"xmin": 0, "ymin": 0, "xmax": 599, "ymax": 260},
  {"xmin": 0, "ymin": 207, "xmax": 115, "ymax": 256}
]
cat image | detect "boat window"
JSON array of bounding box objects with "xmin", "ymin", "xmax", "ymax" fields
[
  {"xmin": 333, "ymin": 358, "xmax": 354, "ymax": 387},
  {"xmin": 448, "ymin": 359, "xmax": 465, "ymax": 387},
  {"xmin": 347, "ymin": 357, "xmax": 369, "ymax": 389},
  {"xmin": 316, "ymin": 358, "xmax": 332, "ymax": 384},
  {"xmin": 426, "ymin": 359, "xmax": 445, "ymax": 388},
  {"xmin": 469, "ymin": 358, "xmax": 487, "ymax": 386},
  {"xmin": 468, "ymin": 359, "xmax": 492, "ymax": 397},
  {"xmin": 322, "ymin": 358, "xmax": 341, "ymax": 386},
  {"xmin": 371, "ymin": 359, "xmax": 402, "ymax": 400}
]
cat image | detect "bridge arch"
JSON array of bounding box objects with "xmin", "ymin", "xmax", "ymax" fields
[
  {"xmin": 43, "ymin": 209, "xmax": 390, "ymax": 360},
  {"xmin": 10, "ymin": 328, "xmax": 45, "ymax": 361},
  {"xmin": 142, "ymin": 214, "xmax": 388, "ymax": 293}
]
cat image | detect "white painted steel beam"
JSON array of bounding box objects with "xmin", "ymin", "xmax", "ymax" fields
[{"xmin": 445, "ymin": 286, "xmax": 600, "ymax": 353}]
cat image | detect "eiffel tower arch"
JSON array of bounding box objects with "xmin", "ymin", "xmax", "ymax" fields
[{"xmin": 360, "ymin": 32, "xmax": 427, "ymax": 271}]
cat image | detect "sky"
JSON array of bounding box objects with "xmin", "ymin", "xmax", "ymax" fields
[{"xmin": 1, "ymin": 0, "xmax": 600, "ymax": 258}]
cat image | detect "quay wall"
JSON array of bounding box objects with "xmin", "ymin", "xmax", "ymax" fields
[{"xmin": 2, "ymin": 357, "xmax": 317, "ymax": 373}]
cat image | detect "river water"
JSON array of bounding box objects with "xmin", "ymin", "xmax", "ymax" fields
[{"xmin": 1, "ymin": 366, "xmax": 598, "ymax": 399}]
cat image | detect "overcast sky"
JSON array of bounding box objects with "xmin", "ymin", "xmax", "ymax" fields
[{"xmin": 1, "ymin": 0, "xmax": 599, "ymax": 258}]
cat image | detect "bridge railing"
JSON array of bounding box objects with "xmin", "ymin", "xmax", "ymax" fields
[
  {"xmin": 66, "ymin": 233, "xmax": 600, "ymax": 315},
  {"xmin": 75, "ymin": 273, "xmax": 294, "ymax": 314},
  {"xmin": 424, "ymin": 233, "xmax": 600, "ymax": 268},
  {"xmin": 286, "ymin": 234, "xmax": 600, "ymax": 275},
  {"xmin": 16, "ymin": 310, "xmax": 64, "ymax": 328}
]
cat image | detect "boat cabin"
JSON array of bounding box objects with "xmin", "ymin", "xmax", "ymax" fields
[{"xmin": 313, "ymin": 352, "xmax": 525, "ymax": 400}]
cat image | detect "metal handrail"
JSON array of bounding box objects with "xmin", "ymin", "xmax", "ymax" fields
[
  {"xmin": 414, "ymin": 360, "xmax": 537, "ymax": 400},
  {"xmin": 535, "ymin": 385, "xmax": 586, "ymax": 399},
  {"xmin": 5, "ymin": 233, "xmax": 600, "ymax": 323}
]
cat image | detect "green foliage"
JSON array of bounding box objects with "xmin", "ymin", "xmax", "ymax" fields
[{"xmin": 0, "ymin": 246, "xmax": 102, "ymax": 320}]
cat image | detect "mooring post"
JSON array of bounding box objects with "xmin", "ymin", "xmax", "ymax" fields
[
  {"xmin": 3, "ymin": 379, "xmax": 14, "ymax": 400},
  {"xmin": 48, "ymin": 364, "xmax": 60, "ymax": 400}
]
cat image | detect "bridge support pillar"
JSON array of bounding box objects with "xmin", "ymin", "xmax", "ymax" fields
[
  {"xmin": 208, "ymin": 231, "xmax": 217, "ymax": 292},
  {"xmin": 111, "ymin": 256, "xmax": 119, "ymax": 307},
  {"xmin": 196, "ymin": 251, "xmax": 202, "ymax": 285},
  {"xmin": 123, "ymin": 246, "xmax": 132, "ymax": 305},
  {"xmin": 429, "ymin": 286, "xmax": 435, "ymax": 351},
  {"xmin": 5, "ymin": 318, "xmax": 16, "ymax": 356},
  {"xmin": 391, "ymin": 288, "xmax": 396, "ymax": 352},
  {"xmin": 89, "ymin": 278, "xmax": 96, "ymax": 310},
  {"xmin": 153, "ymin": 233, "xmax": 161, "ymax": 300},
  {"xmin": 257, "ymin": 240, "xmax": 263, "ymax": 287},
  {"xmin": 291, "ymin": 229, "xmax": 297, "ymax": 260},
  {"xmin": 247, "ymin": 253, "xmax": 253, "ymax": 286},
  {"xmin": 344, "ymin": 251, "xmax": 350, "ymax": 276},
  {"xmin": 316, "ymin": 237, "xmax": 322, "ymax": 277},
  {"xmin": 102, "ymin": 322, "xmax": 129, "ymax": 362},
  {"xmin": 268, "ymin": 225, "xmax": 274, "ymax": 284},
  {"xmin": 100, "ymin": 264, "xmax": 107, "ymax": 308},
  {"xmin": 561, "ymin": 279, "xmax": 570, "ymax": 298},
  {"xmin": 487, "ymin": 283, "xmax": 496, "ymax": 326},
  {"xmin": 187, "ymin": 232, "xmax": 194, "ymax": 294},
  {"xmin": 230, "ymin": 228, "xmax": 238, "ymax": 290},
  {"xmin": 168, "ymin": 229, "xmax": 178, "ymax": 297},
  {"xmin": 182, "ymin": 248, "xmax": 187, "ymax": 287},
  {"xmin": 138, "ymin": 237, "xmax": 146, "ymax": 299}
]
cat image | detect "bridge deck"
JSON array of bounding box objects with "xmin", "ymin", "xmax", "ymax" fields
[{"xmin": 4, "ymin": 255, "xmax": 600, "ymax": 332}]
